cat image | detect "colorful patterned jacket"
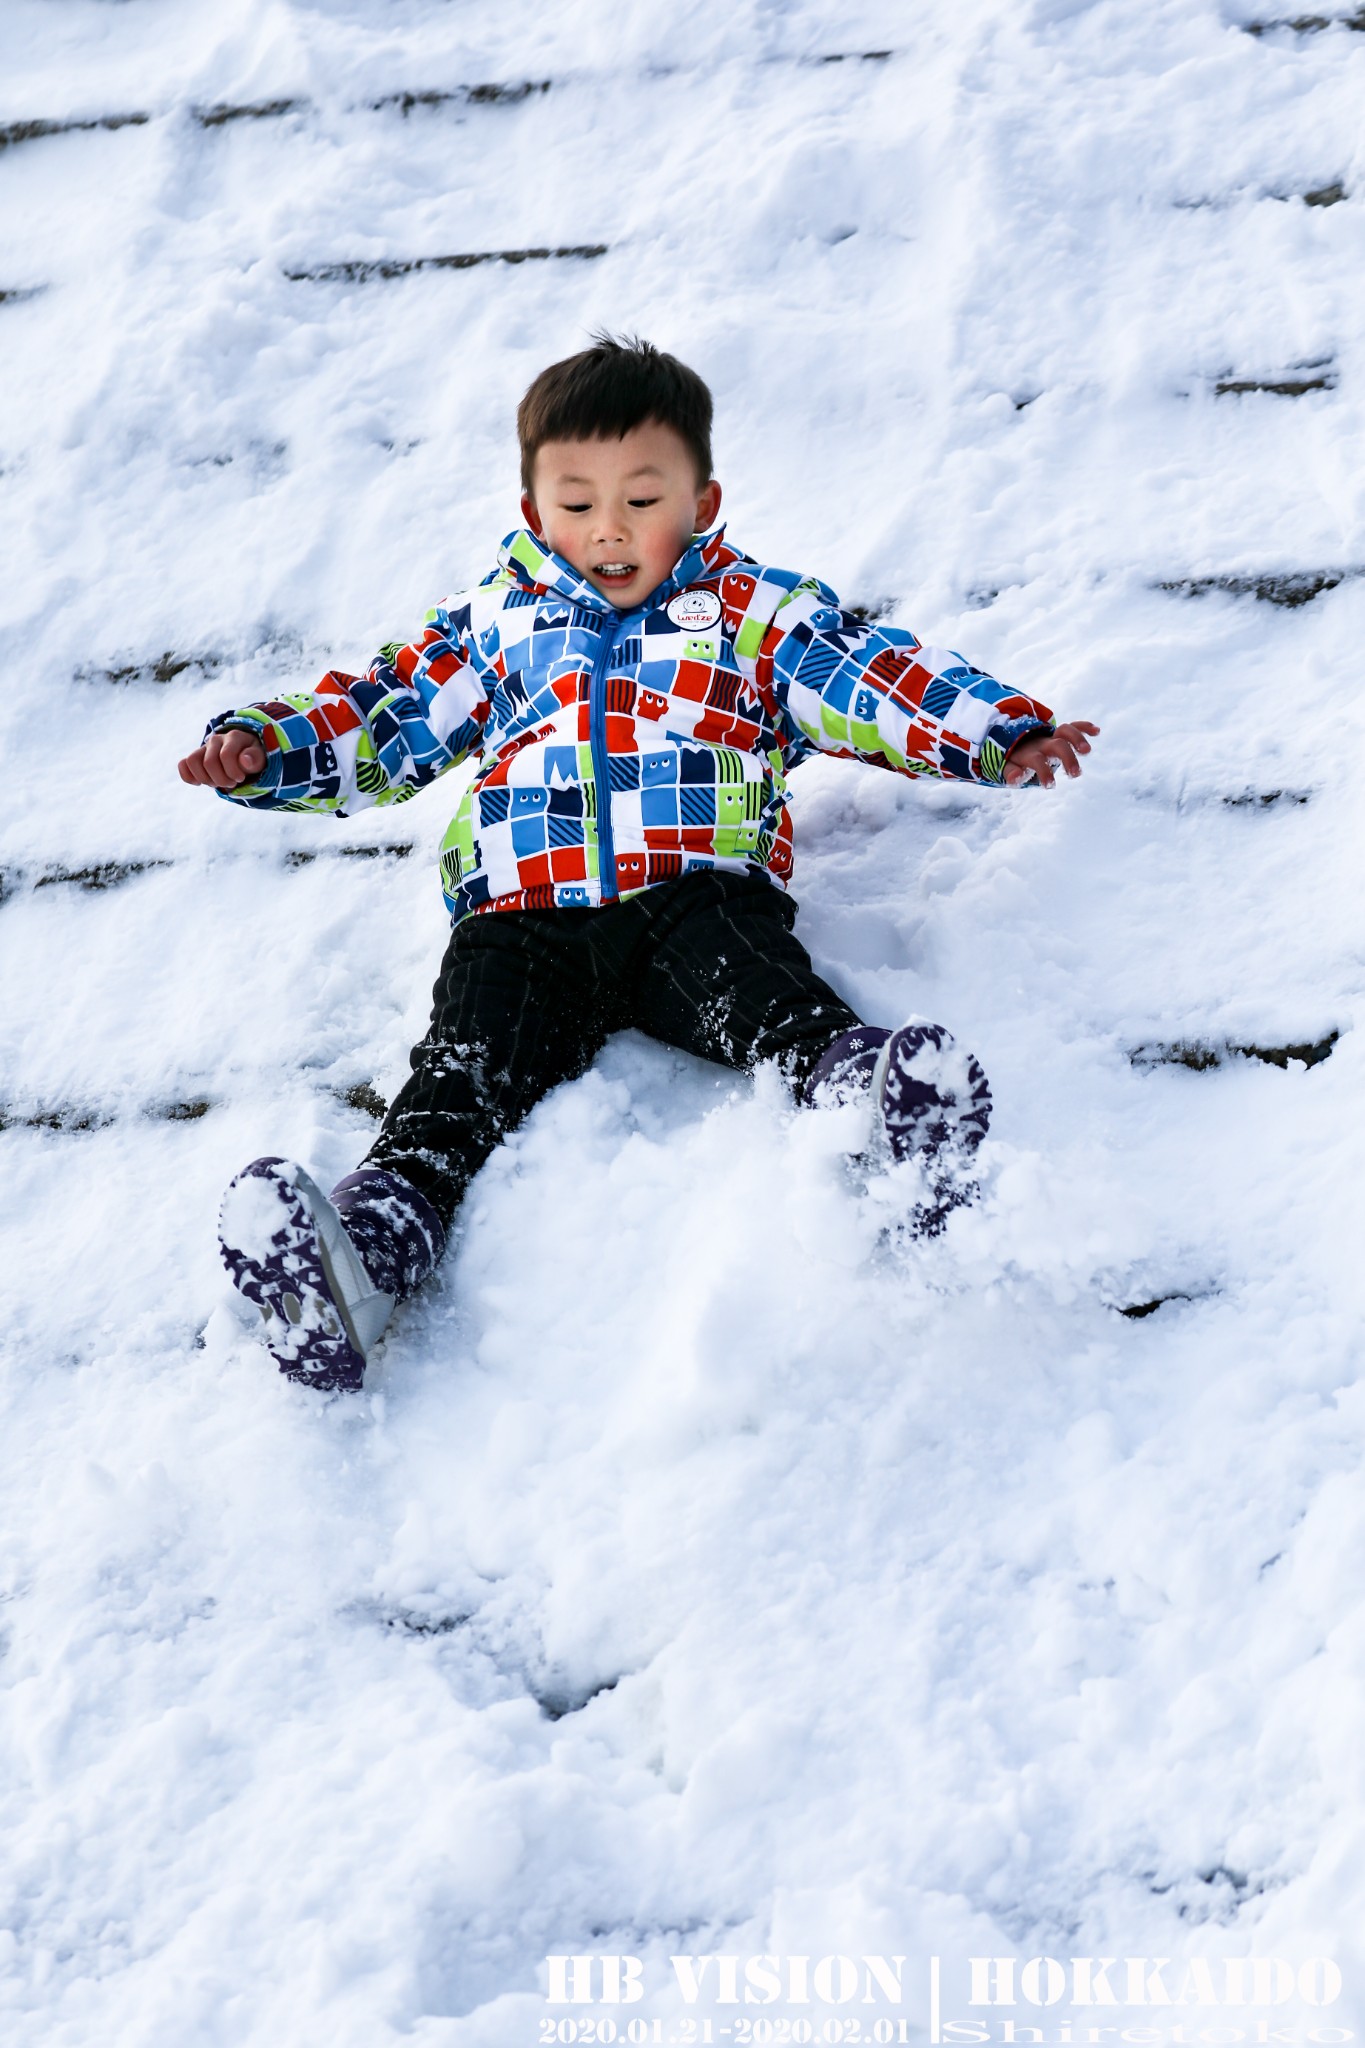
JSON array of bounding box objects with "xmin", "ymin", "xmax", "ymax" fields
[{"xmin": 209, "ymin": 525, "xmax": 1054, "ymax": 922}]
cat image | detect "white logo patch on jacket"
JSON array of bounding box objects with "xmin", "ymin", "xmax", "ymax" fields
[{"xmin": 666, "ymin": 587, "xmax": 723, "ymax": 632}]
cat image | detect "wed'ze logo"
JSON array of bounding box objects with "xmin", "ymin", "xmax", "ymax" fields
[{"xmin": 665, "ymin": 586, "xmax": 723, "ymax": 632}]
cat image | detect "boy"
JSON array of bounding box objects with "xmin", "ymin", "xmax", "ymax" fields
[{"xmin": 180, "ymin": 335, "xmax": 1097, "ymax": 1391}]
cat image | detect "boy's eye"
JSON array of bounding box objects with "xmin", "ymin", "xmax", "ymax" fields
[
  {"xmin": 562, "ymin": 501, "xmax": 591, "ymax": 513},
  {"xmin": 628, "ymin": 496, "xmax": 661, "ymax": 508}
]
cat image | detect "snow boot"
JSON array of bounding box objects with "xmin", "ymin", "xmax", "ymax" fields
[
  {"xmin": 218, "ymin": 1158, "xmax": 445, "ymax": 1390},
  {"xmin": 804, "ymin": 1020, "xmax": 992, "ymax": 1235}
]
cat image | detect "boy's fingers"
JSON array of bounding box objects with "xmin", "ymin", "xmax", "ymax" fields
[
  {"xmin": 197, "ymin": 734, "xmax": 249, "ymax": 788},
  {"xmin": 208, "ymin": 731, "xmax": 265, "ymax": 786}
]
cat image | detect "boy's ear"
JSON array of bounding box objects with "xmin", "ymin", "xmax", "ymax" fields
[
  {"xmin": 520, "ymin": 491, "xmax": 543, "ymax": 536},
  {"xmin": 697, "ymin": 479, "xmax": 722, "ymax": 530}
]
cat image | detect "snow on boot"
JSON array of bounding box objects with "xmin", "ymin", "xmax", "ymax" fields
[
  {"xmin": 804, "ymin": 1020, "xmax": 993, "ymax": 1236},
  {"xmin": 329, "ymin": 1168, "xmax": 446, "ymax": 1300},
  {"xmin": 218, "ymin": 1158, "xmax": 442, "ymax": 1390}
]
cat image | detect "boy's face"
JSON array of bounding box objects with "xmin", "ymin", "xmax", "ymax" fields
[{"xmin": 522, "ymin": 419, "xmax": 723, "ymax": 610}]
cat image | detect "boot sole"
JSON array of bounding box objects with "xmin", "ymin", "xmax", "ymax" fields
[
  {"xmin": 218, "ymin": 1159, "xmax": 368, "ymax": 1390},
  {"xmin": 874, "ymin": 1024, "xmax": 991, "ymax": 1237}
]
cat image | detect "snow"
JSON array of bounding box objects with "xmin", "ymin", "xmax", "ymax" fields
[{"xmin": 2, "ymin": 0, "xmax": 1364, "ymax": 2041}]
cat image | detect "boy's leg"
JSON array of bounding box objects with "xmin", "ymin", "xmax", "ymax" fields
[
  {"xmin": 220, "ymin": 908, "xmax": 616, "ymax": 1389},
  {"xmin": 623, "ymin": 869, "xmax": 862, "ymax": 1091},
  {"xmin": 626, "ymin": 870, "xmax": 990, "ymax": 1233},
  {"xmin": 362, "ymin": 907, "xmax": 619, "ymax": 1231}
]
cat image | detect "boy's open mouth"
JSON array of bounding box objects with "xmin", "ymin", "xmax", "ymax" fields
[{"xmin": 593, "ymin": 562, "xmax": 637, "ymax": 583}]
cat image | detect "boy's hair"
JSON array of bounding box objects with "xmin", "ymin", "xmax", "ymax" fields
[{"xmin": 517, "ymin": 333, "xmax": 714, "ymax": 495}]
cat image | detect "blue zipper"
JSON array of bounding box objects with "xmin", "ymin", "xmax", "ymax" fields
[{"xmin": 588, "ymin": 609, "xmax": 623, "ymax": 901}]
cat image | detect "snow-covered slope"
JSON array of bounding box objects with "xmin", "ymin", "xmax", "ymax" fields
[{"xmin": 2, "ymin": 1, "xmax": 1364, "ymax": 2041}]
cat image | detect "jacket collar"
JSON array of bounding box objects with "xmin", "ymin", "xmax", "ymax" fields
[{"xmin": 498, "ymin": 525, "xmax": 733, "ymax": 612}]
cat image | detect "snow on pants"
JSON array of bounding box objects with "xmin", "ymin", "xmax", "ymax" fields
[{"xmin": 363, "ymin": 868, "xmax": 863, "ymax": 1228}]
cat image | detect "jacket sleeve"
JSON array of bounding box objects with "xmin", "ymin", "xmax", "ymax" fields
[
  {"xmin": 735, "ymin": 571, "xmax": 1054, "ymax": 787},
  {"xmin": 205, "ymin": 600, "xmax": 491, "ymax": 815}
]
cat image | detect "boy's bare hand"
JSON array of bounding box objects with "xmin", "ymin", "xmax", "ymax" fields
[
  {"xmin": 1004, "ymin": 721, "xmax": 1100, "ymax": 788},
  {"xmin": 178, "ymin": 729, "xmax": 267, "ymax": 789}
]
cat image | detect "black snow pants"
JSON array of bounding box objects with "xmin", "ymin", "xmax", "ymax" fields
[{"xmin": 364, "ymin": 869, "xmax": 862, "ymax": 1227}]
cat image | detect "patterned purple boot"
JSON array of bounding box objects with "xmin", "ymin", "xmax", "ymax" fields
[
  {"xmin": 218, "ymin": 1158, "xmax": 446, "ymax": 1390},
  {"xmin": 804, "ymin": 1021, "xmax": 992, "ymax": 1236}
]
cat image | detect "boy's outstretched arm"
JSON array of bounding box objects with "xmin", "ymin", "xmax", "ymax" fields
[
  {"xmin": 740, "ymin": 572, "xmax": 1096, "ymax": 792},
  {"xmin": 175, "ymin": 606, "xmax": 492, "ymax": 815}
]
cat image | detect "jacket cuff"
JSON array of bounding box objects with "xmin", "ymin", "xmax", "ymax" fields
[{"xmin": 977, "ymin": 715, "xmax": 1055, "ymax": 787}]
